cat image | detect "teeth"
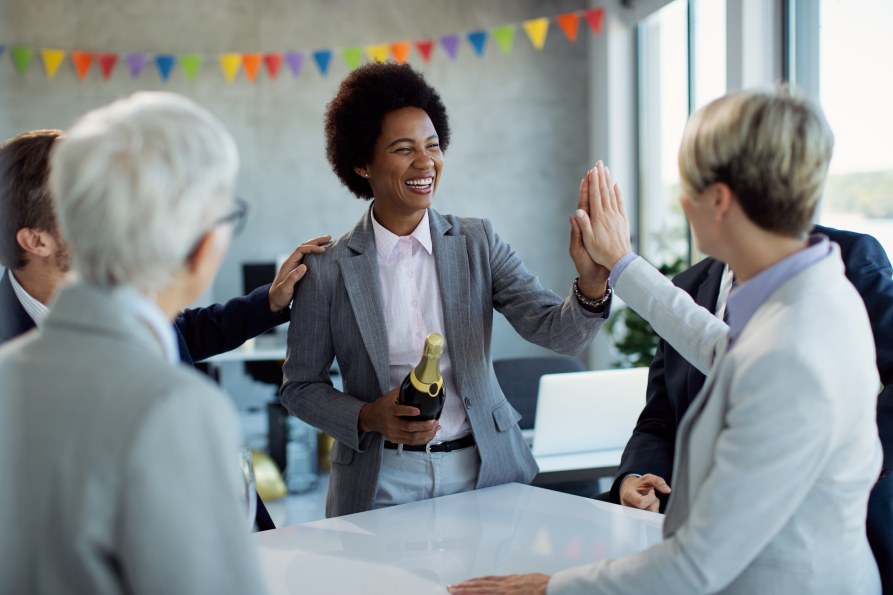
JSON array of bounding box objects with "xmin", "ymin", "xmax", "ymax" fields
[{"xmin": 406, "ymin": 178, "xmax": 433, "ymax": 187}]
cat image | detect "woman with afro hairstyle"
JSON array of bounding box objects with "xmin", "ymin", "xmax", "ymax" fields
[{"xmin": 281, "ymin": 62, "xmax": 611, "ymax": 517}]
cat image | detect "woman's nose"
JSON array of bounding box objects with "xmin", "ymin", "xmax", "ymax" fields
[{"xmin": 413, "ymin": 151, "xmax": 434, "ymax": 169}]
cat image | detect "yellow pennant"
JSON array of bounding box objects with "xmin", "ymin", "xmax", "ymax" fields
[
  {"xmin": 219, "ymin": 53, "xmax": 242, "ymax": 83},
  {"xmin": 366, "ymin": 44, "xmax": 390, "ymax": 63},
  {"xmin": 41, "ymin": 48, "xmax": 66, "ymax": 79},
  {"xmin": 523, "ymin": 18, "xmax": 549, "ymax": 50}
]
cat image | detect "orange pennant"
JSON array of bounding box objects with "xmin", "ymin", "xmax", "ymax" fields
[
  {"xmin": 556, "ymin": 13, "xmax": 580, "ymax": 42},
  {"xmin": 584, "ymin": 8, "xmax": 605, "ymax": 36},
  {"xmin": 263, "ymin": 53, "xmax": 282, "ymax": 79},
  {"xmin": 390, "ymin": 41, "xmax": 410, "ymax": 64},
  {"xmin": 71, "ymin": 51, "xmax": 94, "ymax": 80},
  {"xmin": 98, "ymin": 53, "xmax": 118, "ymax": 80},
  {"xmin": 242, "ymin": 53, "xmax": 261, "ymax": 82}
]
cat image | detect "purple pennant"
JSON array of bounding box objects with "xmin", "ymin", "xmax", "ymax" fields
[
  {"xmin": 440, "ymin": 34, "xmax": 460, "ymax": 60},
  {"xmin": 125, "ymin": 53, "xmax": 148, "ymax": 79},
  {"xmin": 284, "ymin": 51, "xmax": 304, "ymax": 78}
]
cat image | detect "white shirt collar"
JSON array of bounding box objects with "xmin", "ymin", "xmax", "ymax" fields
[
  {"xmin": 370, "ymin": 208, "xmax": 433, "ymax": 259},
  {"xmin": 117, "ymin": 287, "xmax": 180, "ymax": 365},
  {"xmin": 8, "ymin": 270, "xmax": 50, "ymax": 328}
]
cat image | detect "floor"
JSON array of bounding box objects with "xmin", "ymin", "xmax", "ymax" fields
[{"xmin": 264, "ymin": 473, "xmax": 330, "ymax": 528}]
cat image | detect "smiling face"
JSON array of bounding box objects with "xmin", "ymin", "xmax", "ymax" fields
[{"xmin": 357, "ymin": 107, "xmax": 443, "ymax": 233}]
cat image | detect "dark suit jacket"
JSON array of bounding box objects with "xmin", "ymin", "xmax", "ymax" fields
[
  {"xmin": 609, "ymin": 225, "xmax": 893, "ymax": 590},
  {"xmin": 1, "ymin": 268, "xmax": 286, "ymax": 531}
]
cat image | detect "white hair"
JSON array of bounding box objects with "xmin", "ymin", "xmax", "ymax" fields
[{"xmin": 49, "ymin": 91, "xmax": 239, "ymax": 291}]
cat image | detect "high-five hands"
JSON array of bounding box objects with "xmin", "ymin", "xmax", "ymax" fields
[{"xmin": 574, "ymin": 161, "xmax": 632, "ymax": 271}]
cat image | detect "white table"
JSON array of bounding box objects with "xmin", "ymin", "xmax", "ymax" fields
[{"xmin": 253, "ymin": 482, "xmax": 663, "ymax": 594}]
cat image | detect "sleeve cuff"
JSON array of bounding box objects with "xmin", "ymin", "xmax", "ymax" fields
[{"xmin": 608, "ymin": 251, "xmax": 639, "ymax": 289}]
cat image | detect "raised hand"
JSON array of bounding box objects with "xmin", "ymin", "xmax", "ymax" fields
[{"xmin": 574, "ymin": 161, "xmax": 632, "ymax": 271}]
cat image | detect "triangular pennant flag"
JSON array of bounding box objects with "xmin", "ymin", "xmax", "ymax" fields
[
  {"xmin": 584, "ymin": 8, "xmax": 605, "ymax": 36},
  {"xmin": 312, "ymin": 50, "xmax": 332, "ymax": 76},
  {"xmin": 155, "ymin": 55, "xmax": 175, "ymax": 82},
  {"xmin": 366, "ymin": 44, "xmax": 389, "ymax": 63},
  {"xmin": 467, "ymin": 31, "xmax": 487, "ymax": 58},
  {"xmin": 71, "ymin": 51, "xmax": 94, "ymax": 80},
  {"xmin": 41, "ymin": 49, "xmax": 65, "ymax": 79},
  {"xmin": 11, "ymin": 47, "xmax": 35, "ymax": 75},
  {"xmin": 242, "ymin": 53, "xmax": 261, "ymax": 82},
  {"xmin": 440, "ymin": 34, "xmax": 460, "ymax": 60},
  {"xmin": 284, "ymin": 52, "xmax": 304, "ymax": 77},
  {"xmin": 390, "ymin": 41, "xmax": 410, "ymax": 64},
  {"xmin": 415, "ymin": 40, "xmax": 434, "ymax": 63},
  {"xmin": 98, "ymin": 53, "xmax": 118, "ymax": 80},
  {"xmin": 219, "ymin": 53, "xmax": 241, "ymax": 82},
  {"xmin": 0, "ymin": 46, "xmax": 5, "ymax": 59},
  {"xmin": 523, "ymin": 18, "xmax": 549, "ymax": 50},
  {"xmin": 263, "ymin": 53, "xmax": 283, "ymax": 79},
  {"xmin": 556, "ymin": 13, "xmax": 580, "ymax": 42},
  {"xmin": 491, "ymin": 25, "xmax": 516, "ymax": 55},
  {"xmin": 342, "ymin": 47, "xmax": 364, "ymax": 71},
  {"xmin": 125, "ymin": 53, "xmax": 148, "ymax": 79},
  {"xmin": 180, "ymin": 54, "xmax": 203, "ymax": 81}
]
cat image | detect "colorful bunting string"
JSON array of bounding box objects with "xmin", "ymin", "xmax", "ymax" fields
[{"xmin": 1, "ymin": 7, "xmax": 607, "ymax": 83}]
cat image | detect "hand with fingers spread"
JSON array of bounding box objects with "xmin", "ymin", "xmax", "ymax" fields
[
  {"xmin": 619, "ymin": 473, "xmax": 672, "ymax": 512},
  {"xmin": 448, "ymin": 573, "xmax": 550, "ymax": 595},
  {"xmin": 268, "ymin": 235, "xmax": 332, "ymax": 313},
  {"xmin": 358, "ymin": 387, "xmax": 441, "ymax": 444},
  {"xmin": 574, "ymin": 161, "xmax": 632, "ymax": 271}
]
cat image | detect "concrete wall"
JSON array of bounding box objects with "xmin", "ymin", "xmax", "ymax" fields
[{"xmin": 0, "ymin": 0, "xmax": 600, "ymax": 412}]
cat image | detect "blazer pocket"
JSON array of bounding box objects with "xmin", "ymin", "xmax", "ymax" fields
[
  {"xmin": 492, "ymin": 400, "xmax": 522, "ymax": 433},
  {"xmin": 329, "ymin": 442, "xmax": 355, "ymax": 466}
]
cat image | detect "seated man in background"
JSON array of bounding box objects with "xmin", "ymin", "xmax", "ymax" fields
[
  {"xmin": 0, "ymin": 92, "xmax": 268, "ymax": 594},
  {"xmin": 0, "ymin": 128, "xmax": 328, "ymax": 530},
  {"xmin": 608, "ymin": 223, "xmax": 893, "ymax": 589}
]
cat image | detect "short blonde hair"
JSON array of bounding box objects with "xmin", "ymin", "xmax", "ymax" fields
[
  {"xmin": 678, "ymin": 87, "xmax": 834, "ymax": 236},
  {"xmin": 50, "ymin": 92, "xmax": 239, "ymax": 291}
]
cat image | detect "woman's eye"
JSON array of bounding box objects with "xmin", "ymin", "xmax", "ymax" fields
[
  {"xmin": 427, "ymin": 143, "xmax": 440, "ymax": 150},
  {"xmin": 394, "ymin": 147, "xmax": 411, "ymax": 154}
]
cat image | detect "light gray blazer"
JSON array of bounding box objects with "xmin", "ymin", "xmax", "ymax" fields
[
  {"xmin": 550, "ymin": 246, "xmax": 883, "ymax": 594},
  {"xmin": 281, "ymin": 206, "xmax": 604, "ymax": 517},
  {"xmin": 0, "ymin": 283, "xmax": 265, "ymax": 595}
]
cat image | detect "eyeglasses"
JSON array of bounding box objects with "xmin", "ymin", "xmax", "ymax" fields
[{"xmin": 185, "ymin": 197, "xmax": 250, "ymax": 259}]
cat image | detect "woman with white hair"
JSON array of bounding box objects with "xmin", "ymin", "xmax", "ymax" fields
[
  {"xmin": 0, "ymin": 92, "xmax": 266, "ymax": 594},
  {"xmin": 451, "ymin": 88, "xmax": 882, "ymax": 593}
]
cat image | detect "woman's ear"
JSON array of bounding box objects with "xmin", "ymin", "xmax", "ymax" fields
[{"xmin": 354, "ymin": 166, "xmax": 370, "ymax": 179}]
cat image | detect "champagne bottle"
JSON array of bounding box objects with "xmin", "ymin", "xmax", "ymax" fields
[{"xmin": 398, "ymin": 333, "xmax": 446, "ymax": 421}]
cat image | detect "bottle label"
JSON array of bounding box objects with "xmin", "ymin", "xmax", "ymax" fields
[{"xmin": 409, "ymin": 368, "xmax": 443, "ymax": 396}]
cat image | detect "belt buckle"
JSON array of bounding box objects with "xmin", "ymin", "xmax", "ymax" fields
[{"xmin": 425, "ymin": 440, "xmax": 443, "ymax": 454}]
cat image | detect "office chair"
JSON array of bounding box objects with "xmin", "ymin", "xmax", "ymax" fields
[{"xmin": 492, "ymin": 355, "xmax": 585, "ymax": 430}]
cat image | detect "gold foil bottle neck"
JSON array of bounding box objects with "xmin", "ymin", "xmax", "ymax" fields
[{"xmin": 422, "ymin": 333, "xmax": 444, "ymax": 358}]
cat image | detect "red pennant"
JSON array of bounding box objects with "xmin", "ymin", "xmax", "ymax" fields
[
  {"xmin": 242, "ymin": 53, "xmax": 261, "ymax": 82},
  {"xmin": 556, "ymin": 13, "xmax": 580, "ymax": 42},
  {"xmin": 390, "ymin": 41, "xmax": 410, "ymax": 65},
  {"xmin": 584, "ymin": 8, "xmax": 605, "ymax": 36},
  {"xmin": 71, "ymin": 51, "xmax": 94, "ymax": 80},
  {"xmin": 98, "ymin": 53, "xmax": 118, "ymax": 80},
  {"xmin": 263, "ymin": 53, "xmax": 282, "ymax": 80},
  {"xmin": 415, "ymin": 39, "xmax": 434, "ymax": 63}
]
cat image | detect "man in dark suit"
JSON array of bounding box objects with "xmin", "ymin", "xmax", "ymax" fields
[
  {"xmin": 609, "ymin": 224, "xmax": 893, "ymax": 591},
  {"xmin": 0, "ymin": 128, "xmax": 328, "ymax": 531}
]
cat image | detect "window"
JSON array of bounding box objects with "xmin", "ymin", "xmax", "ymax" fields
[{"xmin": 814, "ymin": 0, "xmax": 893, "ymax": 255}]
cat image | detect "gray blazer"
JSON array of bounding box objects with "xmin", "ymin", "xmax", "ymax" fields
[
  {"xmin": 551, "ymin": 247, "xmax": 883, "ymax": 594},
  {"xmin": 0, "ymin": 283, "xmax": 265, "ymax": 595},
  {"xmin": 281, "ymin": 207, "xmax": 604, "ymax": 517}
]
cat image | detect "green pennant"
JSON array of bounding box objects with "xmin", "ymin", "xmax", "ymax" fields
[
  {"xmin": 342, "ymin": 47, "xmax": 364, "ymax": 71},
  {"xmin": 492, "ymin": 25, "xmax": 516, "ymax": 55},
  {"xmin": 180, "ymin": 54, "xmax": 203, "ymax": 81},
  {"xmin": 11, "ymin": 47, "xmax": 35, "ymax": 75}
]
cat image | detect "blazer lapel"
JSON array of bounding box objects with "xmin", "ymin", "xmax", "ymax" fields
[
  {"xmin": 339, "ymin": 208, "xmax": 391, "ymax": 393},
  {"xmin": 429, "ymin": 210, "xmax": 472, "ymax": 391}
]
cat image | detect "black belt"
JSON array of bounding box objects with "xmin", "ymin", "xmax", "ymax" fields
[{"xmin": 383, "ymin": 434, "xmax": 475, "ymax": 453}]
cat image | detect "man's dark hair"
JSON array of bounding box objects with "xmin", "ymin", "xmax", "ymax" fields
[
  {"xmin": 324, "ymin": 62, "xmax": 451, "ymax": 199},
  {"xmin": 0, "ymin": 129, "xmax": 64, "ymax": 269}
]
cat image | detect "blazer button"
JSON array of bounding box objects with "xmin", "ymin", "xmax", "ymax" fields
[{"xmin": 464, "ymin": 398, "xmax": 472, "ymax": 408}]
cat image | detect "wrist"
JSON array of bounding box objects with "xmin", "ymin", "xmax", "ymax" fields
[
  {"xmin": 577, "ymin": 276, "xmax": 607, "ymax": 299},
  {"xmin": 573, "ymin": 277, "xmax": 612, "ymax": 314}
]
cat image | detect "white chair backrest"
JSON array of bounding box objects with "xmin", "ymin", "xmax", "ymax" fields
[{"xmin": 532, "ymin": 368, "xmax": 648, "ymax": 456}]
